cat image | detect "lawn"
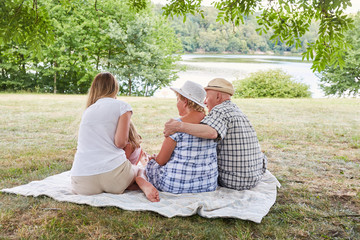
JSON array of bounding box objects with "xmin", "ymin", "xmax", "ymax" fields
[{"xmin": 1, "ymin": 94, "xmax": 359, "ymax": 239}]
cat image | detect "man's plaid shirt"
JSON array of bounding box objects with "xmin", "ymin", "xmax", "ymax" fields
[{"xmin": 202, "ymin": 100, "xmax": 267, "ymax": 190}]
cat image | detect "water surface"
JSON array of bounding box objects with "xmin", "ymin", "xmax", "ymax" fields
[{"xmin": 154, "ymin": 54, "xmax": 323, "ymax": 98}]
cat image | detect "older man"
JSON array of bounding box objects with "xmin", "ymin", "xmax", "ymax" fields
[{"xmin": 164, "ymin": 78, "xmax": 267, "ymax": 191}]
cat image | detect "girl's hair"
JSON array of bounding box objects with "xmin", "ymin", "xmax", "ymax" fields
[
  {"xmin": 176, "ymin": 93, "xmax": 206, "ymax": 114},
  {"xmin": 86, "ymin": 72, "xmax": 119, "ymax": 108},
  {"xmin": 128, "ymin": 121, "xmax": 142, "ymax": 149}
]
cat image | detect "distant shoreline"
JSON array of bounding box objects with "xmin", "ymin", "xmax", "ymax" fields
[{"xmin": 182, "ymin": 50, "xmax": 304, "ymax": 57}]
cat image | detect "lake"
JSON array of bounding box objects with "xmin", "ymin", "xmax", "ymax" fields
[{"xmin": 154, "ymin": 54, "xmax": 324, "ymax": 98}]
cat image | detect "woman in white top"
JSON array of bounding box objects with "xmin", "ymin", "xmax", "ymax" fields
[{"xmin": 70, "ymin": 72, "xmax": 159, "ymax": 202}]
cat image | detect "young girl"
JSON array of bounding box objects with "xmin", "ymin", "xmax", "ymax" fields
[
  {"xmin": 123, "ymin": 122, "xmax": 149, "ymax": 166},
  {"xmin": 70, "ymin": 72, "xmax": 159, "ymax": 202}
]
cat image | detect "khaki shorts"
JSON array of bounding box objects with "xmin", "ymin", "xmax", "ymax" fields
[{"xmin": 71, "ymin": 160, "xmax": 136, "ymax": 195}]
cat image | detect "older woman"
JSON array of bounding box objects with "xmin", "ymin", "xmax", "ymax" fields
[{"xmin": 146, "ymin": 81, "xmax": 218, "ymax": 194}]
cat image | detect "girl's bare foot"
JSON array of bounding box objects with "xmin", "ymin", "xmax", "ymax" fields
[{"xmin": 135, "ymin": 176, "xmax": 160, "ymax": 202}]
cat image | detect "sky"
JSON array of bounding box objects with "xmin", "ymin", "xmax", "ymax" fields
[
  {"xmin": 347, "ymin": 0, "xmax": 360, "ymax": 13},
  {"xmin": 151, "ymin": 0, "xmax": 360, "ymax": 13}
]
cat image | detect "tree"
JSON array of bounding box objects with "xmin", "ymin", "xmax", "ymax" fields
[
  {"xmin": 0, "ymin": 43, "xmax": 35, "ymax": 91},
  {"xmin": 1, "ymin": 0, "xmax": 354, "ymax": 72},
  {"xmin": 158, "ymin": 6, "xmax": 319, "ymax": 55},
  {"xmin": 161, "ymin": 0, "xmax": 355, "ymax": 72},
  {"xmin": 2, "ymin": 0, "xmax": 354, "ymax": 73},
  {"xmin": 0, "ymin": 0, "xmax": 54, "ymax": 53},
  {"xmin": 38, "ymin": 0, "xmax": 98, "ymax": 94},
  {"xmin": 318, "ymin": 12, "xmax": 360, "ymax": 97},
  {"xmin": 107, "ymin": 13, "xmax": 182, "ymax": 96},
  {"xmin": 226, "ymin": 37, "xmax": 248, "ymax": 53},
  {"xmin": 0, "ymin": 0, "xmax": 181, "ymax": 95},
  {"xmin": 0, "ymin": 0, "xmax": 102, "ymax": 93}
]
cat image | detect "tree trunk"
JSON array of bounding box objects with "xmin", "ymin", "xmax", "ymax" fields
[
  {"xmin": 53, "ymin": 61, "xmax": 57, "ymax": 94},
  {"xmin": 0, "ymin": 58, "xmax": 5, "ymax": 77},
  {"xmin": 35, "ymin": 63, "xmax": 38, "ymax": 87},
  {"xmin": 19, "ymin": 54, "xmax": 25, "ymax": 72},
  {"xmin": 144, "ymin": 79, "xmax": 148, "ymax": 97},
  {"xmin": 108, "ymin": 49, "xmax": 111, "ymax": 69},
  {"xmin": 96, "ymin": 51, "xmax": 100, "ymax": 70},
  {"xmin": 128, "ymin": 77, "xmax": 132, "ymax": 96}
]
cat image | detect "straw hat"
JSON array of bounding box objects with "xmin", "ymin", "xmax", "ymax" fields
[
  {"xmin": 204, "ymin": 78, "xmax": 234, "ymax": 96},
  {"xmin": 170, "ymin": 81, "xmax": 206, "ymax": 108}
]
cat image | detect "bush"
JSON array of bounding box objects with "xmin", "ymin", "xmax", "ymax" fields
[{"xmin": 233, "ymin": 69, "xmax": 311, "ymax": 98}]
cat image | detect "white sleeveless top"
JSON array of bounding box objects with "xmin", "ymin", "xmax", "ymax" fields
[{"xmin": 71, "ymin": 98, "xmax": 132, "ymax": 176}]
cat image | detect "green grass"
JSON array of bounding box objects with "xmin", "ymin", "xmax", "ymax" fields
[{"xmin": 1, "ymin": 94, "xmax": 359, "ymax": 239}]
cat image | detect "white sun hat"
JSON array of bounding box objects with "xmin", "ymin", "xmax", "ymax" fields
[{"xmin": 170, "ymin": 81, "xmax": 206, "ymax": 108}]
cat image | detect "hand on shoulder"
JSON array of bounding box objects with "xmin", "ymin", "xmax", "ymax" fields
[{"xmin": 163, "ymin": 118, "xmax": 181, "ymax": 137}]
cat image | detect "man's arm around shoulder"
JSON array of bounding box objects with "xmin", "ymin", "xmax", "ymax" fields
[{"xmin": 163, "ymin": 119, "xmax": 218, "ymax": 139}]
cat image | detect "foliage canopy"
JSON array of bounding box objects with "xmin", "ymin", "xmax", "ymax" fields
[
  {"xmin": 160, "ymin": 6, "xmax": 319, "ymax": 54},
  {"xmin": 0, "ymin": 0, "xmax": 181, "ymax": 95},
  {"xmin": 162, "ymin": 0, "xmax": 354, "ymax": 72},
  {"xmin": 318, "ymin": 12, "xmax": 360, "ymax": 97},
  {"xmin": 1, "ymin": 0, "xmax": 353, "ymax": 72}
]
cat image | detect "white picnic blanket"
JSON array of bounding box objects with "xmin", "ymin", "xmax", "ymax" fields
[{"xmin": 1, "ymin": 170, "xmax": 280, "ymax": 223}]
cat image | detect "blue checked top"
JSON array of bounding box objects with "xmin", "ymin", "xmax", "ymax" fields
[
  {"xmin": 146, "ymin": 119, "xmax": 218, "ymax": 194},
  {"xmin": 201, "ymin": 100, "xmax": 267, "ymax": 191}
]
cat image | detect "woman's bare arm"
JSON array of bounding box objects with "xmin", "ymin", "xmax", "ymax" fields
[
  {"xmin": 114, "ymin": 111, "xmax": 132, "ymax": 149},
  {"xmin": 153, "ymin": 137, "xmax": 177, "ymax": 166}
]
